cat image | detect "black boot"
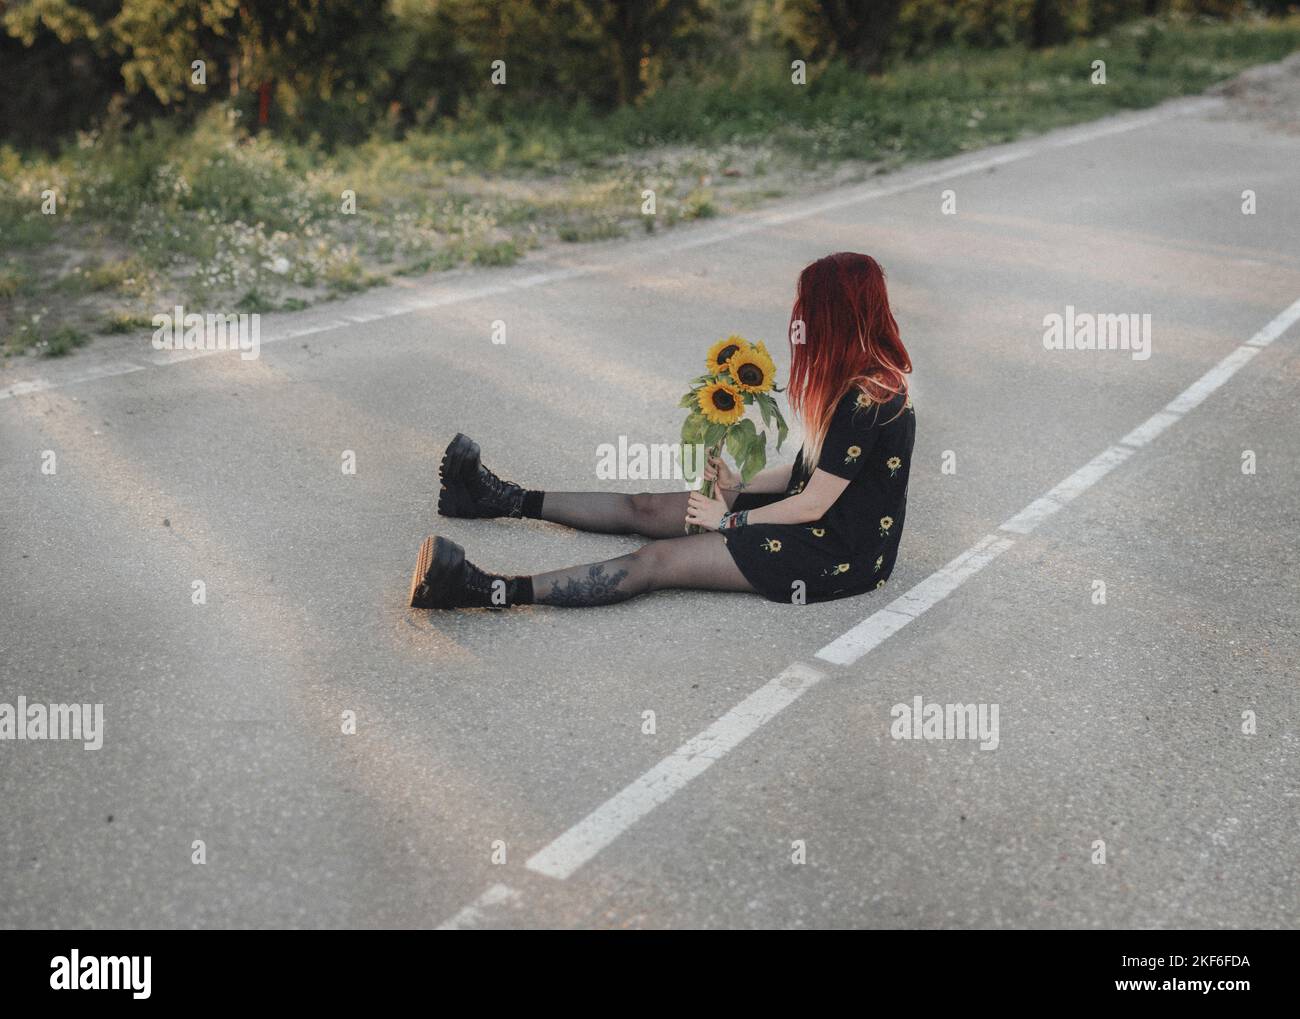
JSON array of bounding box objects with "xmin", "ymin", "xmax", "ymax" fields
[
  {"xmin": 408, "ymin": 536, "xmax": 529, "ymax": 609},
  {"xmin": 438, "ymin": 433, "xmax": 526, "ymax": 519}
]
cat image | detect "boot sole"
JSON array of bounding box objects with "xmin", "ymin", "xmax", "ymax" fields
[
  {"xmin": 409, "ymin": 537, "xmax": 435, "ymax": 607},
  {"xmin": 437, "ymin": 433, "xmax": 481, "ymax": 517},
  {"xmin": 409, "ymin": 535, "xmax": 466, "ymax": 609},
  {"xmin": 440, "ymin": 433, "xmax": 480, "ymax": 485}
]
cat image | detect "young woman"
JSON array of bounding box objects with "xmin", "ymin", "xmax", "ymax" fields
[{"xmin": 408, "ymin": 251, "xmax": 915, "ymax": 610}]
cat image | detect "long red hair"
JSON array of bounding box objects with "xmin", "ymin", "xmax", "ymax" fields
[{"xmin": 787, "ymin": 252, "xmax": 911, "ymax": 467}]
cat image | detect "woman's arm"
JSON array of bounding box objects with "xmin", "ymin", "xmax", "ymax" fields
[
  {"xmin": 741, "ymin": 469, "xmax": 848, "ymax": 524},
  {"xmin": 685, "ymin": 469, "xmax": 848, "ymax": 529}
]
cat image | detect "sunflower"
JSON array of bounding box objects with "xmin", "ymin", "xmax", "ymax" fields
[
  {"xmin": 845, "ymin": 445, "xmax": 862, "ymax": 464},
  {"xmin": 697, "ymin": 380, "xmax": 745, "ymax": 425},
  {"xmin": 761, "ymin": 538, "xmax": 782, "ymax": 553},
  {"xmin": 706, "ymin": 335, "xmax": 750, "ymax": 375},
  {"xmin": 728, "ymin": 343, "xmax": 776, "ymax": 393},
  {"xmin": 810, "ymin": 527, "xmax": 825, "ymax": 538},
  {"xmin": 886, "ymin": 456, "xmax": 902, "ymax": 476},
  {"xmin": 879, "ymin": 515, "xmax": 894, "ymax": 535}
]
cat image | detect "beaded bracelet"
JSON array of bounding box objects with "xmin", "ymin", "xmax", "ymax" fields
[{"xmin": 719, "ymin": 509, "xmax": 749, "ymax": 531}]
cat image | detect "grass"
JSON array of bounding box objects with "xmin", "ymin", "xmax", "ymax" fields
[
  {"xmin": 2, "ymin": 13, "xmax": 1298, "ymax": 361},
  {"xmin": 3, "ymin": 322, "xmax": 90, "ymax": 358},
  {"xmin": 99, "ymin": 309, "xmax": 155, "ymax": 333}
]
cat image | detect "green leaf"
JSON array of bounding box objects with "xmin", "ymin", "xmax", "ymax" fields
[
  {"xmin": 681, "ymin": 415, "xmax": 707, "ymax": 482},
  {"xmin": 726, "ymin": 428, "xmax": 745, "ymax": 463},
  {"xmin": 681, "ymin": 412, "xmax": 706, "ymax": 448},
  {"xmin": 703, "ymin": 422, "xmax": 728, "ymax": 449},
  {"xmin": 755, "ymin": 392, "xmax": 789, "ymax": 449},
  {"xmin": 725, "ymin": 418, "xmax": 755, "ymax": 462},
  {"xmin": 760, "ymin": 399, "xmax": 788, "ymax": 450},
  {"xmin": 678, "ymin": 390, "xmax": 700, "ymax": 409},
  {"xmin": 740, "ymin": 433, "xmax": 766, "ymax": 483}
]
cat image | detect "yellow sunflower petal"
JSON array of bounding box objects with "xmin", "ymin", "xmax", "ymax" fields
[
  {"xmin": 706, "ymin": 335, "xmax": 751, "ymax": 376},
  {"xmin": 697, "ymin": 380, "xmax": 746, "ymax": 426},
  {"xmin": 728, "ymin": 344, "xmax": 776, "ymax": 393}
]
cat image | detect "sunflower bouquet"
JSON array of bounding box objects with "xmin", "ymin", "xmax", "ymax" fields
[{"xmin": 679, "ymin": 335, "xmax": 789, "ymax": 534}]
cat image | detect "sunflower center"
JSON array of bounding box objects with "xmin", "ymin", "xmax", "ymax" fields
[
  {"xmin": 737, "ymin": 363, "xmax": 763, "ymax": 385},
  {"xmin": 712, "ymin": 389, "xmax": 736, "ymax": 411},
  {"xmin": 717, "ymin": 344, "xmax": 739, "ymax": 365}
]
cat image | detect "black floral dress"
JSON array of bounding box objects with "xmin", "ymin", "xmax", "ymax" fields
[{"xmin": 723, "ymin": 388, "xmax": 915, "ymax": 604}]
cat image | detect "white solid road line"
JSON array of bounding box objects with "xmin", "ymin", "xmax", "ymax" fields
[
  {"xmin": 1115, "ymin": 298, "xmax": 1300, "ymax": 451},
  {"xmin": 817, "ymin": 533, "xmax": 1019, "ymax": 666},
  {"xmin": 440, "ymin": 294, "xmax": 1299, "ymax": 925},
  {"xmin": 0, "ymin": 97, "xmax": 1222, "ymax": 404},
  {"xmin": 434, "ymin": 883, "xmax": 522, "ymax": 930},
  {"xmin": 525, "ymin": 662, "xmax": 827, "ymax": 880},
  {"xmin": 999, "ymin": 445, "xmax": 1135, "ymax": 536},
  {"xmin": 1246, "ymin": 297, "xmax": 1300, "ymax": 348}
]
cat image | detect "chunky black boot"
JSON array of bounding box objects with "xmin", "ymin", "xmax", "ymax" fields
[
  {"xmin": 408, "ymin": 536, "xmax": 528, "ymax": 609},
  {"xmin": 437, "ymin": 433, "xmax": 526, "ymax": 519}
]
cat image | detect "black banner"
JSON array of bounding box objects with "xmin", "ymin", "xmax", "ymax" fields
[{"xmin": 0, "ymin": 931, "xmax": 1285, "ymax": 1006}]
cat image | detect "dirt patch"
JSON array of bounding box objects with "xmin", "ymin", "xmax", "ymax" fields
[{"xmin": 1209, "ymin": 51, "xmax": 1300, "ymax": 133}]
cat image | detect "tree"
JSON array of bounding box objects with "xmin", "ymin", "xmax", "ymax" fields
[
  {"xmin": 573, "ymin": 0, "xmax": 708, "ymax": 105},
  {"xmin": 780, "ymin": 0, "xmax": 904, "ymax": 75}
]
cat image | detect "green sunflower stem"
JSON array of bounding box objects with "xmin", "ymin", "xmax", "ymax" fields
[{"xmin": 686, "ymin": 440, "xmax": 724, "ymax": 535}]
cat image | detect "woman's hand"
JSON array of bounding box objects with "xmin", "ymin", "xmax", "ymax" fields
[
  {"xmin": 702, "ymin": 454, "xmax": 739, "ymax": 491},
  {"xmin": 685, "ymin": 489, "xmax": 729, "ymax": 531}
]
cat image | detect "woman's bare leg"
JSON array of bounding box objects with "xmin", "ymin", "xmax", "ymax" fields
[{"xmin": 532, "ymin": 532, "xmax": 754, "ymax": 607}]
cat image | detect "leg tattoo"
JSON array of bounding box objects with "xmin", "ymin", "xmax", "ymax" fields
[
  {"xmin": 531, "ymin": 534, "xmax": 753, "ymax": 608},
  {"xmin": 541, "ymin": 561, "xmax": 632, "ymax": 607}
]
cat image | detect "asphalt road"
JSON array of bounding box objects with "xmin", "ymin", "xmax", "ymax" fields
[{"xmin": 2, "ymin": 84, "xmax": 1298, "ymax": 928}]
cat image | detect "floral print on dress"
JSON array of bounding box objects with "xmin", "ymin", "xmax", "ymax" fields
[{"xmin": 724, "ymin": 386, "xmax": 913, "ymax": 606}]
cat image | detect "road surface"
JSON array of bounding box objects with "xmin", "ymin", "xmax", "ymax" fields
[{"xmin": 2, "ymin": 80, "xmax": 1298, "ymax": 928}]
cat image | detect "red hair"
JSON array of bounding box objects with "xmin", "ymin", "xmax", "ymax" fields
[{"xmin": 787, "ymin": 252, "xmax": 911, "ymax": 467}]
